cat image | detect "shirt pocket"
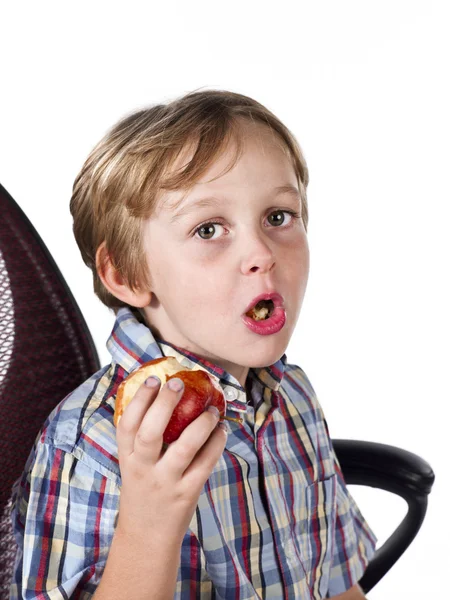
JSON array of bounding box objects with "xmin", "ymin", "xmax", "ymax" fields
[{"xmin": 294, "ymin": 474, "xmax": 337, "ymax": 593}]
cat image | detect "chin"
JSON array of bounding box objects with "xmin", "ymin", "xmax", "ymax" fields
[{"xmin": 245, "ymin": 343, "xmax": 288, "ymax": 369}]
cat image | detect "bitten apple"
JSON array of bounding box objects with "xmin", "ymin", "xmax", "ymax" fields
[{"xmin": 114, "ymin": 356, "xmax": 241, "ymax": 444}]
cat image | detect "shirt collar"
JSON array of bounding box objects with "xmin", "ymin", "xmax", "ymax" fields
[{"xmin": 107, "ymin": 307, "xmax": 287, "ymax": 409}]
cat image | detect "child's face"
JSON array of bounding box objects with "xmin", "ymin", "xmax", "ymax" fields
[{"xmin": 140, "ymin": 121, "xmax": 309, "ymax": 386}]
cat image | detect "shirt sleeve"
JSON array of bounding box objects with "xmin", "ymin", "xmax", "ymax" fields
[
  {"xmin": 325, "ymin": 427, "xmax": 378, "ymax": 597},
  {"xmin": 9, "ymin": 438, "xmax": 118, "ymax": 600}
]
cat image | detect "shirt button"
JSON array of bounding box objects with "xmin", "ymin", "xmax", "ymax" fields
[{"xmin": 224, "ymin": 386, "xmax": 238, "ymax": 401}]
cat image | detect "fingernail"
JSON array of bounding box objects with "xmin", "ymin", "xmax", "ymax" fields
[
  {"xmin": 145, "ymin": 376, "xmax": 160, "ymax": 388},
  {"xmin": 168, "ymin": 378, "xmax": 183, "ymax": 392},
  {"xmin": 207, "ymin": 405, "xmax": 220, "ymax": 418},
  {"xmin": 218, "ymin": 421, "xmax": 229, "ymax": 434}
]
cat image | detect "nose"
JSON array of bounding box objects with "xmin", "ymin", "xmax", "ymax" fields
[{"xmin": 240, "ymin": 230, "xmax": 276, "ymax": 275}]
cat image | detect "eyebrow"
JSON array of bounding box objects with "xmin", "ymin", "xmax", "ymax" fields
[{"xmin": 169, "ymin": 184, "xmax": 301, "ymax": 223}]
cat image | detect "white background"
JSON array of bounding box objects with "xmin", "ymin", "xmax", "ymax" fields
[{"xmin": 1, "ymin": 1, "xmax": 448, "ymax": 597}]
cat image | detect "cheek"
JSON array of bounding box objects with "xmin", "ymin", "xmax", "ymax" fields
[
  {"xmin": 282, "ymin": 240, "xmax": 310, "ymax": 295},
  {"xmin": 283, "ymin": 232, "xmax": 309, "ymax": 265},
  {"xmin": 300, "ymin": 239, "xmax": 310, "ymax": 274},
  {"xmin": 165, "ymin": 257, "xmax": 223, "ymax": 314},
  {"xmin": 175, "ymin": 255, "xmax": 232, "ymax": 316},
  {"xmin": 295, "ymin": 230, "xmax": 309, "ymax": 260},
  {"xmin": 182, "ymin": 245, "xmax": 229, "ymax": 283}
]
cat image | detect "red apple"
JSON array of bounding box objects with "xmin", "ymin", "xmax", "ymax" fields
[
  {"xmin": 163, "ymin": 370, "xmax": 226, "ymax": 443},
  {"xmin": 114, "ymin": 356, "xmax": 239, "ymax": 444}
]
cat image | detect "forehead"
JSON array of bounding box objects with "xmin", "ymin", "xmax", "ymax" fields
[{"xmin": 156, "ymin": 121, "xmax": 295, "ymax": 214}]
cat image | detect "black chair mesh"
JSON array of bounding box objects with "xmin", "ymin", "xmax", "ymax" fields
[{"xmin": 0, "ymin": 184, "xmax": 100, "ymax": 598}]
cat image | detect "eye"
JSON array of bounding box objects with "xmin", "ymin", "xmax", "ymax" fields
[
  {"xmin": 194, "ymin": 222, "xmax": 226, "ymax": 241},
  {"xmin": 267, "ymin": 210, "xmax": 300, "ymax": 227},
  {"xmin": 193, "ymin": 209, "xmax": 302, "ymax": 241}
]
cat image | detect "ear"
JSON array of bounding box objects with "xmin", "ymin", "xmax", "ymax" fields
[{"xmin": 95, "ymin": 242, "xmax": 151, "ymax": 308}]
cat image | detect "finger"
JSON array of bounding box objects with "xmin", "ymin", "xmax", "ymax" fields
[
  {"xmin": 133, "ymin": 377, "xmax": 185, "ymax": 463},
  {"xmin": 116, "ymin": 376, "xmax": 161, "ymax": 457},
  {"xmin": 182, "ymin": 421, "xmax": 228, "ymax": 490},
  {"xmin": 161, "ymin": 407, "xmax": 225, "ymax": 479}
]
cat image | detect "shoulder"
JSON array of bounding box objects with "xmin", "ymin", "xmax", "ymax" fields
[
  {"xmin": 280, "ymin": 362, "xmax": 325, "ymax": 421},
  {"xmin": 37, "ymin": 362, "xmax": 122, "ymax": 481},
  {"xmin": 278, "ymin": 362, "xmax": 336, "ymax": 479},
  {"xmin": 283, "ymin": 362, "xmax": 318, "ymax": 397}
]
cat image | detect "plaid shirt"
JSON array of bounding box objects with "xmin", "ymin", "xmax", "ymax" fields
[{"xmin": 10, "ymin": 307, "xmax": 377, "ymax": 599}]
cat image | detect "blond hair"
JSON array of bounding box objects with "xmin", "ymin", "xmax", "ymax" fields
[{"xmin": 70, "ymin": 88, "xmax": 309, "ymax": 310}]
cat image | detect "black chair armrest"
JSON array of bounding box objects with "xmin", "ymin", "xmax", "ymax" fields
[{"xmin": 331, "ymin": 439, "xmax": 435, "ymax": 593}]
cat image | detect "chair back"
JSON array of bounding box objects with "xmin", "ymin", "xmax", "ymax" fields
[
  {"xmin": 0, "ymin": 183, "xmax": 101, "ymax": 598},
  {"xmin": 332, "ymin": 438, "xmax": 435, "ymax": 593}
]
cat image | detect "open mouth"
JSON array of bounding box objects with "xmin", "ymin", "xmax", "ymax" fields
[{"xmin": 245, "ymin": 299, "xmax": 275, "ymax": 321}]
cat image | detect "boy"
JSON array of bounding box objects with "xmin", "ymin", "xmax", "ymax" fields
[{"xmin": 10, "ymin": 89, "xmax": 377, "ymax": 599}]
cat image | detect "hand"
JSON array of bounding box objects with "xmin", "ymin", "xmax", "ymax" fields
[{"xmin": 115, "ymin": 375, "xmax": 228, "ymax": 546}]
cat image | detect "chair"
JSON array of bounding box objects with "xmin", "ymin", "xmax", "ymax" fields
[
  {"xmin": 331, "ymin": 439, "xmax": 434, "ymax": 593},
  {"xmin": 0, "ymin": 183, "xmax": 435, "ymax": 598},
  {"xmin": 0, "ymin": 183, "xmax": 101, "ymax": 598}
]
